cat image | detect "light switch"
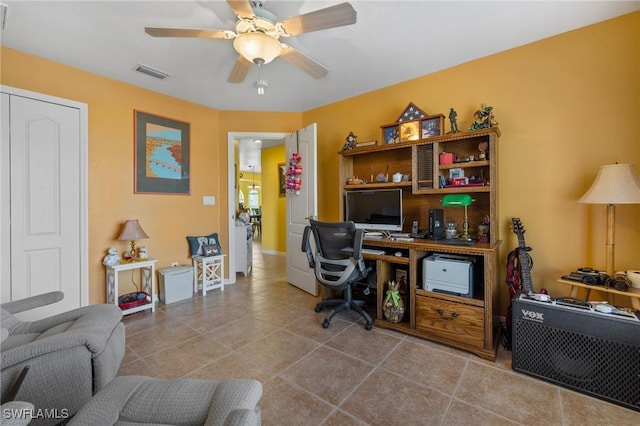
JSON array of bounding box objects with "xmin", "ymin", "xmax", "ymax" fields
[{"xmin": 203, "ymin": 196, "xmax": 215, "ymax": 205}]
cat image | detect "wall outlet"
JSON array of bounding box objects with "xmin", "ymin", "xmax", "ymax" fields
[
  {"xmin": 203, "ymin": 195, "xmax": 215, "ymax": 205},
  {"xmin": 171, "ymin": 262, "xmax": 179, "ymax": 267}
]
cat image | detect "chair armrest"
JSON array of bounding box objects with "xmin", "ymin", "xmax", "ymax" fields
[
  {"xmin": 352, "ymin": 228, "xmax": 367, "ymax": 274},
  {"xmin": 23, "ymin": 303, "xmax": 122, "ymax": 334},
  {"xmin": 301, "ymin": 225, "xmax": 315, "ymax": 268},
  {"xmin": 1, "ymin": 292, "xmax": 64, "ymax": 314}
]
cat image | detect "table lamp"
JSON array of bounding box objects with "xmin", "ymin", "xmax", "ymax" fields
[
  {"xmin": 118, "ymin": 219, "xmax": 149, "ymax": 260},
  {"xmin": 441, "ymin": 194, "xmax": 474, "ymax": 241},
  {"xmin": 578, "ymin": 163, "xmax": 640, "ymax": 277}
]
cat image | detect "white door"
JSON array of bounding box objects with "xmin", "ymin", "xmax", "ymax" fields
[
  {"xmin": 1, "ymin": 88, "xmax": 88, "ymax": 320},
  {"xmin": 286, "ymin": 124, "xmax": 318, "ymax": 295}
]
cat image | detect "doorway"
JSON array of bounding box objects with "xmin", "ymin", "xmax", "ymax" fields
[{"xmin": 227, "ymin": 132, "xmax": 285, "ymax": 283}]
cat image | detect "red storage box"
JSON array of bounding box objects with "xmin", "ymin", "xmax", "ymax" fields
[{"xmin": 439, "ymin": 152, "xmax": 455, "ymax": 165}]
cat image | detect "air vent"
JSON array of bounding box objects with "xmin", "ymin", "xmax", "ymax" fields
[{"xmin": 133, "ymin": 63, "xmax": 170, "ymax": 80}]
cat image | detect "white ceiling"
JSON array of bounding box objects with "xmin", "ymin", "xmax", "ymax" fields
[
  {"xmin": 2, "ymin": 1, "xmax": 637, "ymax": 113},
  {"xmin": 2, "ymin": 1, "xmax": 637, "ymax": 172}
]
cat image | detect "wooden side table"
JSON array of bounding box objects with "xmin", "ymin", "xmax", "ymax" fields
[
  {"xmin": 106, "ymin": 259, "xmax": 157, "ymax": 315},
  {"xmin": 557, "ymin": 278, "xmax": 640, "ymax": 310}
]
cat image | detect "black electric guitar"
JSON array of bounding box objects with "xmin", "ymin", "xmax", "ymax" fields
[
  {"xmin": 503, "ymin": 217, "xmax": 534, "ymax": 350},
  {"xmin": 511, "ymin": 218, "xmax": 534, "ymax": 294}
]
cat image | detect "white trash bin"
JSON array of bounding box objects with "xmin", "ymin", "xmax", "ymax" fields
[{"xmin": 157, "ymin": 265, "xmax": 194, "ymax": 304}]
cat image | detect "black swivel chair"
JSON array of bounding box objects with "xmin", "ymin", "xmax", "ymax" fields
[{"xmin": 301, "ymin": 220, "xmax": 373, "ymax": 330}]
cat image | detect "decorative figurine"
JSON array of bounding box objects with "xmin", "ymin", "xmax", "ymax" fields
[
  {"xmin": 478, "ymin": 215, "xmax": 490, "ymax": 243},
  {"xmin": 478, "ymin": 141, "xmax": 489, "ymax": 160},
  {"xmin": 448, "ymin": 108, "xmax": 459, "ymax": 134},
  {"xmin": 342, "ymin": 131, "xmax": 358, "ymax": 150},
  {"xmin": 138, "ymin": 246, "xmax": 149, "ymax": 259},
  {"xmin": 468, "ymin": 104, "xmax": 498, "ymax": 131},
  {"xmin": 103, "ymin": 247, "xmax": 121, "ymax": 266}
]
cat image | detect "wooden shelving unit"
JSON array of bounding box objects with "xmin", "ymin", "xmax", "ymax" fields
[{"xmin": 339, "ymin": 127, "xmax": 502, "ymax": 361}]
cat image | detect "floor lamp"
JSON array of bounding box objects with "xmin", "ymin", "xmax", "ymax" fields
[{"xmin": 578, "ymin": 163, "xmax": 640, "ymax": 278}]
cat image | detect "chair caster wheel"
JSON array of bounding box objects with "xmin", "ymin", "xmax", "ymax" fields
[
  {"xmin": 364, "ymin": 323, "xmax": 373, "ymax": 331},
  {"xmin": 322, "ymin": 319, "xmax": 330, "ymax": 329},
  {"xmin": 315, "ymin": 305, "xmax": 323, "ymax": 313}
]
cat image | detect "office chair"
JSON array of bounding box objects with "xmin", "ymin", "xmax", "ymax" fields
[{"xmin": 301, "ymin": 220, "xmax": 373, "ymax": 330}]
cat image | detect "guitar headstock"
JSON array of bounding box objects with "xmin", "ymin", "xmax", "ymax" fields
[{"xmin": 512, "ymin": 217, "xmax": 526, "ymax": 238}]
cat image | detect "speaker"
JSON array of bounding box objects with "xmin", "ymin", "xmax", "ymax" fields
[
  {"xmin": 428, "ymin": 209, "xmax": 444, "ymax": 239},
  {"xmin": 512, "ymin": 295, "xmax": 640, "ymax": 412}
]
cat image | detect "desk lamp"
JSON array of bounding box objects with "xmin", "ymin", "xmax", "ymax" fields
[
  {"xmin": 441, "ymin": 194, "xmax": 474, "ymax": 241},
  {"xmin": 118, "ymin": 219, "xmax": 149, "ymax": 260},
  {"xmin": 578, "ymin": 163, "xmax": 640, "ymax": 277}
]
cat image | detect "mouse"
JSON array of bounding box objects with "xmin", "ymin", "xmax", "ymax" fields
[{"xmin": 394, "ymin": 251, "xmax": 402, "ymax": 257}]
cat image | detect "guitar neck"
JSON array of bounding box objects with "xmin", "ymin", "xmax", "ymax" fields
[{"xmin": 518, "ymin": 248, "xmax": 534, "ymax": 293}]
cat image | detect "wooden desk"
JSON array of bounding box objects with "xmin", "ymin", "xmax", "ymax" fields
[
  {"xmin": 361, "ymin": 237, "xmax": 501, "ymax": 361},
  {"xmin": 557, "ymin": 279, "xmax": 640, "ymax": 310}
]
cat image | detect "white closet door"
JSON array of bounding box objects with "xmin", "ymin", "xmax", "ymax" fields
[{"xmin": 2, "ymin": 89, "xmax": 87, "ymax": 319}]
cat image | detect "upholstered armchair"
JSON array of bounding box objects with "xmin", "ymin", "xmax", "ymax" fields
[{"xmin": 1, "ymin": 291, "xmax": 125, "ymax": 425}]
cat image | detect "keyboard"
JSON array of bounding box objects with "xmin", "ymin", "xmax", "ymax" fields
[
  {"xmin": 362, "ymin": 248, "xmax": 386, "ymax": 255},
  {"xmin": 438, "ymin": 239, "xmax": 475, "ymax": 246}
]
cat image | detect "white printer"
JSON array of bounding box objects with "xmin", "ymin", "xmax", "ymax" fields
[{"xmin": 422, "ymin": 254, "xmax": 475, "ymax": 298}]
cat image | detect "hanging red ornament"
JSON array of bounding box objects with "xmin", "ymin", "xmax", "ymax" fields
[{"xmin": 285, "ymin": 152, "xmax": 302, "ymax": 195}]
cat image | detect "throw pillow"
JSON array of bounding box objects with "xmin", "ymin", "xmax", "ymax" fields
[{"xmin": 186, "ymin": 233, "xmax": 222, "ymax": 257}]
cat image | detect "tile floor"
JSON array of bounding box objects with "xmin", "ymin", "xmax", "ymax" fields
[{"xmin": 118, "ymin": 245, "xmax": 639, "ymax": 425}]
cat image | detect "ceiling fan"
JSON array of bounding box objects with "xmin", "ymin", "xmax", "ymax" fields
[{"xmin": 145, "ymin": 0, "xmax": 357, "ymax": 84}]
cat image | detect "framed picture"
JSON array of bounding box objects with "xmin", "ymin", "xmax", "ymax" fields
[
  {"xmin": 278, "ymin": 162, "xmax": 286, "ymax": 196},
  {"xmin": 134, "ymin": 110, "xmax": 190, "ymax": 194},
  {"xmin": 383, "ymin": 126, "xmax": 399, "ymax": 144},
  {"xmin": 202, "ymin": 244, "xmax": 220, "ymax": 256},
  {"xmin": 421, "ymin": 116, "xmax": 444, "ymax": 138},
  {"xmin": 400, "ymin": 121, "xmax": 420, "ymax": 142}
]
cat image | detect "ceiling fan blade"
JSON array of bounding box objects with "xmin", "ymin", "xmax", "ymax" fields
[
  {"xmin": 145, "ymin": 27, "xmax": 235, "ymax": 39},
  {"xmin": 278, "ymin": 2, "xmax": 357, "ymax": 36},
  {"xmin": 228, "ymin": 55, "xmax": 252, "ymax": 83},
  {"xmin": 227, "ymin": 0, "xmax": 254, "ymax": 19},
  {"xmin": 280, "ymin": 45, "xmax": 328, "ymax": 79}
]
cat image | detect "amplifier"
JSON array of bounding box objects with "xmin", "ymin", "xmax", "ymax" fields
[{"xmin": 512, "ymin": 295, "xmax": 640, "ymax": 412}]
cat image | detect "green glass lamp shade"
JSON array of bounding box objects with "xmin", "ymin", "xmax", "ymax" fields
[{"xmin": 441, "ymin": 194, "xmax": 473, "ymax": 207}]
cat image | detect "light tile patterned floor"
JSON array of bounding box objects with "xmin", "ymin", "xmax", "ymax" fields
[{"xmin": 118, "ymin": 244, "xmax": 639, "ymax": 425}]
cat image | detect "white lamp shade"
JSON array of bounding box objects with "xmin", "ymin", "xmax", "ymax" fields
[
  {"xmin": 118, "ymin": 219, "xmax": 149, "ymax": 241},
  {"xmin": 578, "ymin": 163, "xmax": 640, "ymax": 205},
  {"xmin": 233, "ymin": 32, "xmax": 282, "ymax": 64}
]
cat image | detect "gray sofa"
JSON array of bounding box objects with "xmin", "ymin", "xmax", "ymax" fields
[{"xmin": 1, "ymin": 291, "xmax": 125, "ymax": 425}]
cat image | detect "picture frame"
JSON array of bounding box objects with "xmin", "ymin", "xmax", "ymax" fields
[
  {"xmin": 278, "ymin": 162, "xmax": 287, "ymax": 197},
  {"xmin": 134, "ymin": 110, "xmax": 190, "ymax": 194},
  {"xmin": 421, "ymin": 115, "xmax": 444, "ymax": 138},
  {"xmin": 202, "ymin": 244, "xmax": 220, "ymax": 256},
  {"xmin": 383, "ymin": 126, "xmax": 399, "ymax": 144},
  {"xmin": 400, "ymin": 121, "xmax": 420, "ymax": 142}
]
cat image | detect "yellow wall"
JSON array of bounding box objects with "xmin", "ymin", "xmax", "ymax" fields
[
  {"xmin": 2, "ymin": 12, "xmax": 638, "ymax": 312},
  {"xmin": 1, "ymin": 47, "xmax": 301, "ymax": 303},
  {"xmin": 261, "ymin": 145, "xmax": 287, "ymax": 253},
  {"xmin": 303, "ymin": 12, "xmax": 640, "ymax": 309}
]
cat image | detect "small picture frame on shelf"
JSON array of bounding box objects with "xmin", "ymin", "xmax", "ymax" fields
[
  {"xmin": 421, "ymin": 116, "xmax": 444, "ymax": 138},
  {"xmin": 383, "ymin": 126, "xmax": 399, "ymax": 144},
  {"xmin": 400, "ymin": 121, "xmax": 420, "ymax": 142}
]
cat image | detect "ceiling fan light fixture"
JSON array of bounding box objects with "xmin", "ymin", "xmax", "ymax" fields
[
  {"xmin": 256, "ymin": 79, "xmax": 268, "ymax": 95},
  {"xmin": 233, "ymin": 32, "xmax": 282, "ymax": 64}
]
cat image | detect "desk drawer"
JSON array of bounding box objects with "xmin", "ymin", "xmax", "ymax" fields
[{"xmin": 415, "ymin": 295, "xmax": 484, "ymax": 348}]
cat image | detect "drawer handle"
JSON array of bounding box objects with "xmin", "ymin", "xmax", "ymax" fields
[{"xmin": 437, "ymin": 309, "xmax": 458, "ymax": 320}]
